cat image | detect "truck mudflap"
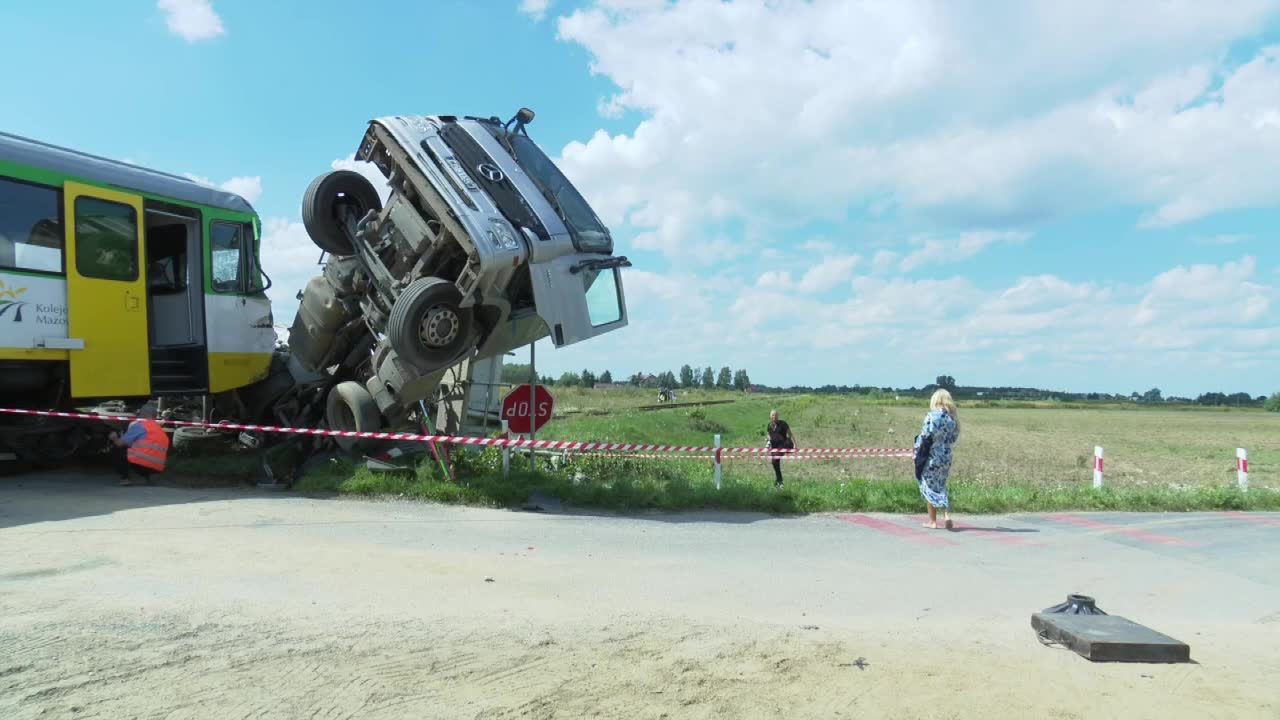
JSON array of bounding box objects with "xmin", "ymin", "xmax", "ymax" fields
[{"xmin": 529, "ymin": 254, "xmax": 630, "ymax": 347}]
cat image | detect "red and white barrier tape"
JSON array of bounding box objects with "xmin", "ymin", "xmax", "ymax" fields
[
  {"xmin": 0, "ymin": 407, "xmax": 910, "ymax": 460},
  {"xmin": 726, "ymin": 449, "xmax": 912, "ymax": 460}
]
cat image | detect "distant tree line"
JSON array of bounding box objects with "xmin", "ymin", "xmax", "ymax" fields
[
  {"xmin": 498, "ymin": 362, "xmax": 751, "ymax": 391},
  {"xmin": 751, "ymin": 374, "xmax": 1272, "ymax": 408},
  {"xmin": 626, "ymin": 365, "xmax": 752, "ymax": 391},
  {"xmin": 501, "ymin": 364, "xmax": 1273, "ymax": 407}
]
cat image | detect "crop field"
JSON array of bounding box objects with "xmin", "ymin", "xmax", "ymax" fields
[
  {"xmin": 265, "ymin": 386, "xmax": 1280, "ymax": 513},
  {"xmin": 540, "ymin": 387, "xmax": 1279, "ymax": 492}
]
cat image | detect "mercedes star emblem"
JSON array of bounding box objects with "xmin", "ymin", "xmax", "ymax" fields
[{"xmin": 477, "ymin": 163, "xmax": 504, "ymax": 182}]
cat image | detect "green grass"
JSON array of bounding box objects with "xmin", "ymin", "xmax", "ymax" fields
[
  {"xmin": 285, "ymin": 445, "xmax": 1280, "ymax": 513},
  {"xmin": 166, "ymin": 388, "xmax": 1280, "ymax": 514},
  {"xmin": 541, "ymin": 388, "xmax": 1279, "ymax": 492}
]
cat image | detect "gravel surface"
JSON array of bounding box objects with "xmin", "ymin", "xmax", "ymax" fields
[{"xmin": 2, "ymin": 472, "xmax": 1278, "ymax": 719}]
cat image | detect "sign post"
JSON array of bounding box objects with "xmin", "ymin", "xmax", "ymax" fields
[
  {"xmin": 501, "ymin": 420, "xmax": 511, "ymax": 479},
  {"xmin": 529, "ymin": 343, "xmax": 536, "ymax": 472}
]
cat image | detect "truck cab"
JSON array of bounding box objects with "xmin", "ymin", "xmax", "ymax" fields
[{"xmin": 286, "ymin": 108, "xmax": 630, "ymax": 435}]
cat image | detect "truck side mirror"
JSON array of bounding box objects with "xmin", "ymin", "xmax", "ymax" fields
[{"xmin": 517, "ymin": 108, "xmax": 535, "ymax": 125}]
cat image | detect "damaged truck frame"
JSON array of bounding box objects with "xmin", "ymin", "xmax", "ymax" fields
[{"xmin": 285, "ymin": 108, "xmax": 631, "ymax": 447}]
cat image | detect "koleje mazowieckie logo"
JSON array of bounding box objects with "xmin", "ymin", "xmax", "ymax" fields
[{"xmin": 0, "ymin": 278, "xmax": 29, "ymax": 322}]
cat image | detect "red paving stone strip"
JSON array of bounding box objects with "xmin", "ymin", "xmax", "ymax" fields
[
  {"xmin": 917, "ymin": 517, "xmax": 1045, "ymax": 547},
  {"xmin": 836, "ymin": 514, "xmax": 959, "ymax": 547},
  {"xmin": 1042, "ymin": 514, "xmax": 1200, "ymax": 547},
  {"xmin": 1214, "ymin": 512, "xmax": 1280, "ymax": 528}
]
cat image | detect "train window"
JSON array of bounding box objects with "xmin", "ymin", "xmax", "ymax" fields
[
  {"xmin": 0, "ymin": 177, "xmax": 63, "ymax": 274},
  {"xmin": 74, "ymin": 197, "xmax": 138, "ymax": 281},
  {"xmin": 210, "ymin": 222, "xmax": 243, "ymax": 293},
  {"xmin": 243, "ymin": 222, "xmax": 268, "ymax": 293}
]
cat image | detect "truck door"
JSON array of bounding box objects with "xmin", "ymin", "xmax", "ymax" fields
[
  {"xmin": 64, "ymin": 182, "xmax": 150, "ymax": 398},
  {"xmin": 529, "ymin": 255, "xmax": 629, "ymax": 347}
]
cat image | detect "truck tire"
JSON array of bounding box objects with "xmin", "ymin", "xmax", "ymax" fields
[
  {"xmin": 302, "ymin": 170, "xmax": 382, "ymax": 257},
  {"xmin": 387, "ymin": 277, "xmax": 475, "ymax": 373},
  {"xmin": 325, "ymin": 381, "xmax": 382, "ymax": 453},
  {"xmin": 171, "ymin": 426, "xmax": 226, "ymax": 455}
]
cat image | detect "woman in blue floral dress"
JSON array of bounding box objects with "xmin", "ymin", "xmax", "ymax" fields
[{"xmin": 913, "ymin": 389, "xmax": 960, "ymax": 529}]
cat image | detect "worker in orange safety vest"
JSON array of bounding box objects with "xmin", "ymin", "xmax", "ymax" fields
[{"xmin": 108, "ymin": 402, "xmax": 169, "ymax": 486}]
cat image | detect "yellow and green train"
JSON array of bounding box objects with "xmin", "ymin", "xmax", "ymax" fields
[{"xmin": 0, "ymin": 131, "xmax": 277, "ymax": 421}]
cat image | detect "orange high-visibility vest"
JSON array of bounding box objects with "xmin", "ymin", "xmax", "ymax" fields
[{"xmin": 126, "ymin": 419, "xmax": 169, "ymax": 472}]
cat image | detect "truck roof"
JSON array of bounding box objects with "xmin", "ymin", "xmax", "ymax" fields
[{"xmin": 0, "ymin": 131, "xmax": 256, "ymax": 215}]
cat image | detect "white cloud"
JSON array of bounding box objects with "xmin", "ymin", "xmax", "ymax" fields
[
  {"xmin": 754, "ymin": 270, "xmax": 794, "ymax": 292},
  {"xmin": 519, "ymin": 0, "xmax": 552, "ymax": 21},
  {"xmin": 157, "ymin": 0, "xmax": 225, "ymax": 43},
  {"xmin": 535, "ymin": 256, "xmax": 1280, "ymax": 395},
  {"xmin": 898, "ymin": 231, "xmax": 1028, "ymax": 272},
  {"xmin": 550, "ymin": 2, "xmax": 1280, "ymax": 261},
  {"xmin": 798, "ymin": 255, "xmax": 860, "ymax": 293},
  {"xmin": 871, "ymin": 251, "xmax": 899, "ymax": 274},
  {"xmin": 218, "ymin": 176, "xmax": 262, "ymax": 205},
  {"xmin": 1135, "ymin": 257, "xmax": 1270, "ymax": 327},
  {"xmin": 258, "ymin": 218, "xmax": 330, "ymax": 339},
  {"xmin": 184, "ymin": 173, "xmax": 263, "ymax": 205}
]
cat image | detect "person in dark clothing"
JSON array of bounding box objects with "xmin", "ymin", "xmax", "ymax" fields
[{"xmin": 766, "ymin": 409, "xmax": 796, "ymax": 488}]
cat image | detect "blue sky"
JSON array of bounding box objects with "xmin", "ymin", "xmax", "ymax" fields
[{"xmin": 3, "ymin": 1, "xmax": 1278, "ymax": 397}]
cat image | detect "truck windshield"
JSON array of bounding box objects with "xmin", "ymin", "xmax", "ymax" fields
[{"xmin": 487, "ymin": 127, "xmax": 613, "ymax": 254}]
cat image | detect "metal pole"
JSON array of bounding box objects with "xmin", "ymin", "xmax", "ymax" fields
[
  {"xmin": 529, "ymin": 342, "xmax": 536, "ymax": 472},
  {"xmin": 714, "ymin": 434, "xmax": 722, "ymax": 491},
  {"xmin": 502, "ymin": 421, "xmax": 511, "ymax": 480}
]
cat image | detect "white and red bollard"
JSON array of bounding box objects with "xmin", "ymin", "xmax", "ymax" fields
[
  {"xmin": 1093, "ymin": 446, "xmax": 1104, "ymax": 489},
  {"xmin": 1237, "ymin": 448, "xmax": 1248, "ymax": 492},
  {"xmin": 713, "ymin": 434, "xmax": 722, "ymax": 490}
]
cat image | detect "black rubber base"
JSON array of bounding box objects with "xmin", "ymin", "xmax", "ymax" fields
[
  {"xmin": 1032, "ymin": 613, "xmax": 1191, "ymax": 663},
  {"xmin": 1043, "ymin": 593, "xmax": 1108, "ymax": 615}
]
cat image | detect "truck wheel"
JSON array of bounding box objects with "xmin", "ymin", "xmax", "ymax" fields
[
  {"xmin": 171, "ymin": 427, "xmax": 226, "ymax": 455},
  {"xmin": 302, "ymin": 170, "xmax": 382, "ymax": 257},
  {"xmin": 325, "ymin": 381, "xmax": 382, "ymax": 453},
  {"xmin": 387, "ymin": 277, "xmax": 475, "ymax": 373}
]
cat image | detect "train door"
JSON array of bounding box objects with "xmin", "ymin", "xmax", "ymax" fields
[
  {"xmin": 145, "ymin": 204, "xmax": 209, "ymax": 394},
  {"xmin": 63, "ymin": 182, "xmax": 150, "ymax": 398}
]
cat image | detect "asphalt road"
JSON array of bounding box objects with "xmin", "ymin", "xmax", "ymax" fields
[{"xmin": 2, "ymin": 471, "xmax": 1277, "ymax": 719}]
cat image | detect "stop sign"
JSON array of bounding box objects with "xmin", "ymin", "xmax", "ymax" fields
[{"xmin": 501, "ymin": 384, "xmax": 554, "ymax": 434}]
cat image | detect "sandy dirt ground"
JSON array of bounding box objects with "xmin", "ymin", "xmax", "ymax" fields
[{"xmin": 2, "ymin": 473, "xmax": 1278, "ymax": 719}]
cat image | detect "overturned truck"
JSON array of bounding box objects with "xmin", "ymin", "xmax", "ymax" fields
[{"xmin": 275, "ymin": 108, "xmax": 631, "ymax": 444}]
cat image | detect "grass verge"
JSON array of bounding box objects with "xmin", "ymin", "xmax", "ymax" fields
[{"xmin": 289, "ymin": 448, "xmax": 1280, "ymax": 514}]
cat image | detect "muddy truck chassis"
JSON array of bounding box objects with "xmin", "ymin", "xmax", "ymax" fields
[{"xmin": 267, "ymin": 107, "xmax": 631, "ymax": 450}]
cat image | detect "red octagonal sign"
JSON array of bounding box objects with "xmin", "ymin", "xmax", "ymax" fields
[{"xmin": 501, "ymin": 384, "xmax": 554, "ymax": 435}]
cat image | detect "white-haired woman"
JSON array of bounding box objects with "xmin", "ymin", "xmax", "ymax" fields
[{"xmin": 913, "ymin": 389, "xmax": 960, "ymax": 529}]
